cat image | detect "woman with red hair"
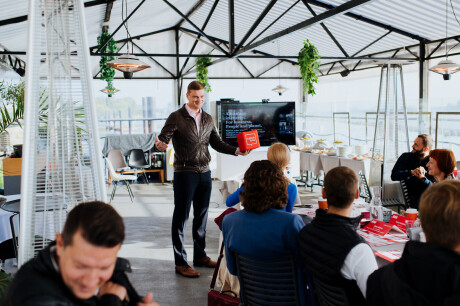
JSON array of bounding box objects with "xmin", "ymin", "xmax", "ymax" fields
[{"xmin": 426, "ymin": 149, "xmax": 456, "ymax": 182}]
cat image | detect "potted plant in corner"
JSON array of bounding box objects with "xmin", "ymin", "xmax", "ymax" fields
[
  {"xmin": 97, "ymin": 33, "xmax": 118, "ymax": 97},
  {"xmin": 298, "ymin": 39, "xmax": 321, "ymax": 96}
]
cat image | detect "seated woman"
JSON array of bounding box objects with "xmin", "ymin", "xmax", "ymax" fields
[
  {"xmin": 222, "ymin": 160, "xmax": 311, "ymax": 305},
  {"xmin": 426, "ymin": 149, "xmax": 456, "ymax": 182},
  {"xmin": 226, "ymin": 142, "xmax": 297, "ymax": 212}
]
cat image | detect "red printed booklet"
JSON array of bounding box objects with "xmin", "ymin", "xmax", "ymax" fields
[
  {"xmin": 363, "ymin": 219, "xmax": 405, "ymax": 236},
  {"xmin": 388, "ymin": 214, "xmax": 409, "ymax": 233}
]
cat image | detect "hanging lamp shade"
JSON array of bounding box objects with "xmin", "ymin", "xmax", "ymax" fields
[
  {"xmin": 106, "ymin": 54, "xmax": 150, "ymax": 79},
  {"xmin": 428, "ymin": 59, "xmax": 460, "ymax": 80},
  {"xmin": 272, "ymin": 84, "xmax": 288, "ymax": 96},
  {"xmin": 100, "ymin": 86, "xmax": 120, "ymax": 97}
]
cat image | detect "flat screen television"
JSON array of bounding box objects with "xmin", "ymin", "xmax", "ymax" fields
[{"xmin": 219, "ymin": 102, "xmax": 295, "ymax": 147}]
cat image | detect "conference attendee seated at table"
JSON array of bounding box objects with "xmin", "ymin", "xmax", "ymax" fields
[
  {"xmin": 2, "ymin": 202, "xmax": 157, "ymax": 306},
  {"xmin": 391, "ymin": 134, "xmax": 435, "ymax": 208},
  {"xmin": 297, "ymin": 166, "xmax": 378, "ymax": 306},
  {"xmin": 226, "ymin": 142, "xmax": 297, "ymax": 212},
  {"xmin": 222, "ymin": 160, "xmax": 312, "ymax": 305},
  {"xmin": 424, "ymin": 149, "xmax": 456, "ymax": 182},
  {"xmin": 366, "ymin": 180, "xmax": 460, "ymax": 305}
]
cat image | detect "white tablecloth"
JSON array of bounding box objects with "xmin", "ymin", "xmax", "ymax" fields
[
  {"xmin": 0, "ymin": 194, "xmax": 21, "ymax": 243},
  {"xmin": 300, "ymin": 152, "xmax": 371, "ymax": 179}
]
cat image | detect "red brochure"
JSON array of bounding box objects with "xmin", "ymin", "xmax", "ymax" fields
[
  {"xmin": 363, "ymin": 219, "xmax": 394, "ymax": 235},
  {"xmin": 388, "ymin": 214, "xmax": 409, "ymax": 233}
]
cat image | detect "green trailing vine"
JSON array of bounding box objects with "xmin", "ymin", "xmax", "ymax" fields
[
  {"xmin": 0, "ymin": 270, "xmax": 13, "ymax": 298},
  {"xmin": 195, "ymin": 56, "xmax": 212, "ymax": 92},
  {"xmin": 97, "ymin": 33, "xmax": 118, "ymax": 93},
  {"xmin": 298, "ymin": 39, "xmax": 321, "ymax": 96}
]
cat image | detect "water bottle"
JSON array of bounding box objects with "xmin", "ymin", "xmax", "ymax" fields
[{"xmin": 370, "ymin": 186, "xmax": 383, "ymax": 221}]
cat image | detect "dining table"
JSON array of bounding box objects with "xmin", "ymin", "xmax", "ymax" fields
[{"xmin": 292, "ymin": 201, "xmax": 408, "ymax": 267}]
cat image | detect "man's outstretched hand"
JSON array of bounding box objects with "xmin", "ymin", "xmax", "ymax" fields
[
  {"xmin": 155, "ymin": 137, "xmax": 168, "ymax": 152},
  {"xmin": 236, "ymin": 148, "xmax": 252, "ymax": 156}
]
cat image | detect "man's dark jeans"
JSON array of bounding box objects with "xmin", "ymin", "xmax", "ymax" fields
[{"xmin": 172, "ymin": 171, "xmax": 212, "ymax": 266}]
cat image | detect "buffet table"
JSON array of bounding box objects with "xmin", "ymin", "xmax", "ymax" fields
[{"xmin": 299, "ymin": 151, "xmax": 371, "ymax": 179}]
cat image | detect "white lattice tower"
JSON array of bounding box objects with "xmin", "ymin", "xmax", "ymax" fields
[
  {"xmin": 19, "ymin": 0, "xmax": 106, "ymax": 265},
  {"xmin": 370, "ymin": 64, "xmax": 410, "ymax": 195}
]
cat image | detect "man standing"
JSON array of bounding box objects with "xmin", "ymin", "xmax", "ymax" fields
[
  {"xmin": 2, "ymin": 202, "xmax": 158, "ymax": 305},
  {"xmin": 155, "ymin": 81, "xmax": 250, "ymax": 278},
  {"xmin": 391, "ymin": 134, "xmax": 434, "ymax": 208},
  {"xmin": 297, "ymin": 167, "xmax": 378, "ymax": 306}
]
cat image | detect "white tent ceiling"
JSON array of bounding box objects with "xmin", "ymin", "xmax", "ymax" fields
[{"xmin": 0, "ymin": 0, "xmax": 459, "ymax": 79}]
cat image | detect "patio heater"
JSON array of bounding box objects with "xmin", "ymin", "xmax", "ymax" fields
[
  {"xmin": 19, "ymin": 0, "xmax": 106, "ymax": 265},
  {"xmin": 370, "ymin": 64, "xmax": 410, "ymax": 198}
]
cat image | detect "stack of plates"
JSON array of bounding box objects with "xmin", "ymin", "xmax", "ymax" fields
[
  {"xmin": 354, "ymin": 145, "xmax": 368, "ymax": 155},
  {"xmin": 338, "ymin": 146, "xmax": 351, "ymax": 157}
]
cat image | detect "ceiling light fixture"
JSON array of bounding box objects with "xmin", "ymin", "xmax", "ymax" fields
[
  {"xmin": 428, "ymin": 0, "xmax": 460, "ymax": 80},
  {"xmin": 106, "ymin": 0, "xmax": 149, "ymax": 79},
  {"xmin": 100, "ymin": 86, "xmax": 120, "ymax": 97},
  {"xmin": 272, "ymin": 41, "xmax": 288, "ymax": 96}
]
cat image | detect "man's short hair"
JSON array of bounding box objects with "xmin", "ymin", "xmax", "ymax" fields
[
  {"xmin": 241, "ymin": 160, "xmax": 289, "ymax": 213},
  {"xmin": 61, "ymin": 201, "xmax": 125, "ymax": 248},
  {"xmin": 187, "ymin": 81, "xmax": 205, "ymax": 93},
  {"xmin": 420, "ymin": 180, "xmax": 460, "ymax": 250},
  {"xmin": 417, "ymin": 134, "xmax": 433, "ymax": 150},
  {"xmin": 428, "ymin": 149, "xmax": 456, "ymax": 177},
  {"xmin": 323, "ymin": 167, "xmax": 358, "ymax": 209}
]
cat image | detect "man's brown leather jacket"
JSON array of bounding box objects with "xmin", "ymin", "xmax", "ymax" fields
[{"xmin": 157, "ymin": 105, "xmax": 237, "ymax": 173}]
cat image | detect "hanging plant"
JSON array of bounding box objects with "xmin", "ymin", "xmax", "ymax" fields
[
  {"xmin": 195, "ymin": 56, "xmax": 212, "ymax": 92},
  {"xmin": 97, "ymin": 33, "xmax": 118, "ymax": 93},
  {"xmin": 298, "ymin": 39, "xmax": 320, "ymax": 96}
]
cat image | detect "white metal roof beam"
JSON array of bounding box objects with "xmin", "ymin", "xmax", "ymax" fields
[
  {"xmin": 234, "ymin": 0, "xmax": 374, "ymax": 57},
  {"xmin": 302, "ymin": 0, "xmax": 349, "ymax": 57},
  {"xmin": 179, "ymin": 0, "xmax": 220, "ymax": 76},
  {"xmin": 94, "ymin": 0, "xmax": 146, "ymax": 54},
  {"xmin": 174, "ymin": 0, "xmax": 209, "ymax": 28},
  {"xmin": 305, "ymin": 0, "xmax": 428, "ymax": 42},
  {"xmin": 233, "ymin": 0, "xmax": 278, "ymax": 55},
  {"xmin": 163, "ymin": 0, "xmax": 229, "ymax": 56}
]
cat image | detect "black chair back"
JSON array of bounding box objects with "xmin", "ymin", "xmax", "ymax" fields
[
  {"xmin": 128, "ymin": 149, "xmax": 149, "ymax": 168},
  {"xmin": 235, "ymin": 253, "xmax": 300, "ymax": 306},
  {"xmin": 358, "ymin": 171, "xmax": 371, "ymax": 203},
  {"xmin": 313, "ymin": 277, "xmax": 350, "ymax": 306},
  {"xmin": 400, "ymin": 180, "xmax": 411, "ymax": 208}
]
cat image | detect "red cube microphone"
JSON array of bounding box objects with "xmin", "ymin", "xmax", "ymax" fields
[{"xmin": 236, "ymin": 130, "xmax": 260, "ymax": 151}]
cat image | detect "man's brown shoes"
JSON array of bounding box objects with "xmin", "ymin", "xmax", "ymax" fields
[
  {"xmin": 193, "ymin": 256, "xmax": 217, "ymax": 268},
  {"xmin": 175, "ymin": 265, "xmax": 200, "ymax": 278}
]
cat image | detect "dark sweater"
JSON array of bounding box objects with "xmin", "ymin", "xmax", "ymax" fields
[
  {"xmin": 391, "ymin": 152, "xmax": 434, "ymax": 208},
  {"xmin": 2, "ymin": 242, "xmax": 122, "ymax": 306},
  {"xmin": 297, "ymin": 210, "xmax": 366, "ymax": 306},
  {"xmin": 367, "ymin": 241, "xmax": 460, "ymax": 306}
]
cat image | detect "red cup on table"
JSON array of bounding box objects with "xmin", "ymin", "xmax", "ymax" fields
[
  {"xmin": 406, "ymin": 208, "xmax": 418, "ymax": 220},
  {"xmin": 318, "ymin": 198, "xmax": 328, "ymax": 210}
]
